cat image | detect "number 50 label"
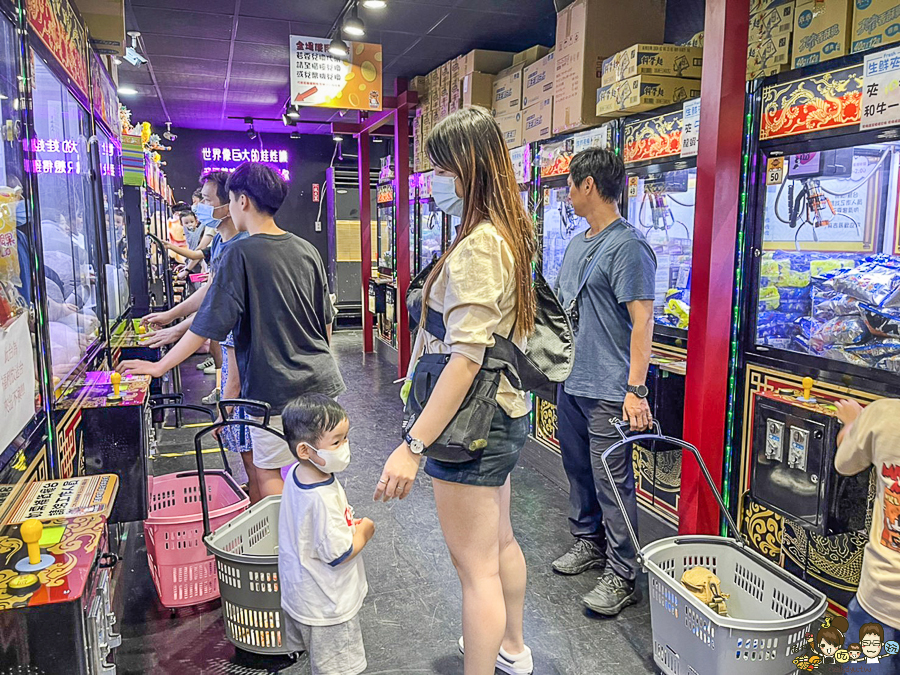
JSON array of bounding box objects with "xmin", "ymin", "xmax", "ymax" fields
[{"xmin": 766, "ymin": 156, "xmax": 784, "ymax": 186}]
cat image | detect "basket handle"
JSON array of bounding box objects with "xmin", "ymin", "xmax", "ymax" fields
[
  {"xmin": 217, "ymin": 398, "xmax": 271, "ymax": 426},
  {"xmin": 194, "ymin": 418, "xmax": 286, "ymax": 538},
  {"xmin": 599, "ymin": 422, "xmax": 744, "ymax": 565}
]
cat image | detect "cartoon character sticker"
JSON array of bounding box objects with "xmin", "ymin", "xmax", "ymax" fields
[{"xmin": 792, "ymin": 615, "xmax": 899, "ymax": 670}]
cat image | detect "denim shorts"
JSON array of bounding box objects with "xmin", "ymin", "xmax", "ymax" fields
[{"xmin": 424, "ymin": 407, "xmax": 529, "ymax": 487}]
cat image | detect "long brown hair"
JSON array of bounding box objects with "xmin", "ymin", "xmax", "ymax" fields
[{"xmin": 424, "ymin": 106, "xmax": 536, "ymax": 336}]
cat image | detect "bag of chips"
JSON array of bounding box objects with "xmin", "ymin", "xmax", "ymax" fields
[
  {"xmin": 810, "ymin": 316, "xmax": 869, "ymax": 352},
  {"xmin": 831, "ymin": 258, "xmax": 900, "ymax": 307},
  {"xmin": 859, "ymin": 303, "xmax": 900, "ymax": 339}
]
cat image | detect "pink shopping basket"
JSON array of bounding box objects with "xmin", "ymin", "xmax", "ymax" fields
[{"xmin": 144, "ymin": 470, "xmax": 249, "ymax": 608}]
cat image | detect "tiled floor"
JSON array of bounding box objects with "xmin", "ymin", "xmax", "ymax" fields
[{"xmin": 115, "ymin": 330, "xmax": 670, "ymax": 674}]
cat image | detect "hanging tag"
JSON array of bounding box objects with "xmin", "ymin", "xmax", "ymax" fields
[
  {"xmin": 766, "ymin": 156, "xmax": 784, "ymax": 186},
  {"xmin": 628, "ymin": 176, "xmax": 639, "ymax": 198}
]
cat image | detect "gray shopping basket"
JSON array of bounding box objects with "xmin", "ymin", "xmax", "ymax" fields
[
  {"xmin": 600, "ymin": 420, "xmax": 827, "ymax": 675},
  {"xmin": 194, "ymin": 400, "xmax": 292, "ymax": 656}
]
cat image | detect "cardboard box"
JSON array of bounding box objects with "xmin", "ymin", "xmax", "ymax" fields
[
  {"xmin": 458, "ymin": 49, "xmax": 516, "ymax": 76},
  {"xmin": 750, "ymin": 0, "xmax": 796, "ymax": 40},
  {"xmin": 523, "ymin": 52, "xmax": 555, "ymax": 108},
  {"xmin": 75, "ymin": 0, "xmax": 126, "ymax": 55},
  {"xmin": 514, "ymin": 45, "xmax": 552, "ymax": 67},
  {"xmin": 409, "ymin": 75, "xmax": 429, "ymax": 96},
  {"xmin": 554, "ymin": 0, "xmax": 665, "ymax": 135},
  {"xmin": 747, "ymin": 32, "xmax": 792, "ymax": 77},
  {"xmin": 492, "ymin": 64, "xmax": 525, "ymax": 114},
  {"xmin": 461, "ymin": 72, "xmax": 495, "ymax": 109},
  {"xmin": 601, "ymin": 44, "xmax": 703, "ymax": 86},
  {"xmin": 613, "ymin": 75, "xmax": 702, "ymax": 114},
  {"xmin": 595, "ymin": 83, "xmax": 627, "ymax": 117},
  {"xmin": 792, "ymin": 0, "xmax": 852, "ymax": 68},
  {"xmin": 523, "ymin": 97, "xmax": 554, "ymax": 143},
  {"xmin": 495, "ymin": 111, "xmax": 524, "ymax": 148},
  {"xmin": 851, "ymin": 0, "xmax": 900, "ymax": 53}
]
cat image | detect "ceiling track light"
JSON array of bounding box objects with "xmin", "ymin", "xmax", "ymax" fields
[
  {"xmin": 362, "ymin": 0, "xmax": 387, "ymax": 8},
  {"xmin": 342, "ymin": 3, "xmax": 366, "ymax": 37},
  {"xmin": 328, "ymin": 33, "xmax": 350, "ymax": 57},
  {"xmin": 245, "ymin": 117, "xmax": 257, "ymax": 140}
]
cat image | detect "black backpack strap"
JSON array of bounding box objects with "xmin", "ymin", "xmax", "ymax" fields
[{"xmin": 425, "ymin": 306, "xmax": 448, "ymax": 342}]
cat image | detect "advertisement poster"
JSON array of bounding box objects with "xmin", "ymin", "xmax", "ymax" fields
[
  {"xmin": 26, "ymin": 0, "xmax": 89, "ymax": 100},
  {"xmin": 290, "ymin": 36, "xmax": 383, "ymax": 111},
  {"xmin": 861, "ymin": 46, "xmax": 900, "ymax": 131},
  {"xmin": 0, "ymin": 315, "xmax": 36, "ymax": 452}
]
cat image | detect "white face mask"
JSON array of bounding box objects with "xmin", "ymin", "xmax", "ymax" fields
[
  {"xmin": 432, "ymin": 174, "xmax": 464, "ymax": 217},
  {"xmin": 310, "ymin": 440, "xmax": 351, "ymax": 474}
]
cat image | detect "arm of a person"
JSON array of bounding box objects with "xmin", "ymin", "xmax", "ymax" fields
[
  {"xmin": 164, "ymin": 242, "xmax": 205, "ymax": 260},
  {"xmin": 341, "ymin": 518, "xmax": 375, "ymax": 563},
  {"xmin": 140, "ymin": 312, "xmax": 194, "ymax": 348},
  {"xmin": 222, "ymin": 346, "xmax": 241, "ymax": 400},
  {"xmin": 118, "ymin": 329, "xmax": 207, "ymax": 377},
  {"xmin": 196, "ymin": 230, "xmax": 214, "ymax": 252},
  {"xmin": 170, "ymin": 280, "xmax": 210, "ymax": 319},
  {"xmin": 834, "ymin": 401, "xmax": 872, "ymax": 476},
  {"xmin": 626, "ymin": 299, "xmax": 654, "ymax": 388}
]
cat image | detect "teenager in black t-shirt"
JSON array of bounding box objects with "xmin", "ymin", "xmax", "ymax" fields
[{"xmin": 119, "ymin": 163, "xmax": 344, "ymax": 496}]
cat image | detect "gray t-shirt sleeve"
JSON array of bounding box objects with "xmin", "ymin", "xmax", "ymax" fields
[
  {"xmin": 192, "ymin": 247, "xmax": 245, "ymax": 341},
  {"xmin": 610, "ymin": 238, "xmax": 657, "ymax": 305}
]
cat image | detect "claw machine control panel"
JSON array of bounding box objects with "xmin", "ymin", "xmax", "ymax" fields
[
  {"xmin": 0, "ymin": 475, "xmax": 120, "ymax": 675},
  {"xmin": 56, "ymin": 372, "xmax": 151, "ymax": 523}
]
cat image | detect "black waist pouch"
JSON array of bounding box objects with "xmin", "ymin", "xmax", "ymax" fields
[{"xmin": 403, "ymin": 352, "xmax": 502, "ymax": 463}]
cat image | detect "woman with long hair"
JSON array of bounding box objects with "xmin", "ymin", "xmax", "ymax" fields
[{"xmin": 374, "ymin": 106, "xmax": 537, "ymax": 675}]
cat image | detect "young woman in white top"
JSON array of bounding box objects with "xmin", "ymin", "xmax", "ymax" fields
[{"xmin": 374, "ymin": 106, "xmax": 537, "ymax": 675}]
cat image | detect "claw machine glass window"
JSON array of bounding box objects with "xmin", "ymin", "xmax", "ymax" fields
[
  {"xmin": 98, "ymin": 128, "xmax": 127, "ymax": 323},
  {"xmin": 755, "ymin": 142, "xmax": 900, "ymax": 373},
  {"xmin": 0, "ymin": 14, "xmax": 41, "ymax": 437},
  {"xmin": 418, "ymin": 172, "xmax": 443, "ymax": 272},
  {"xmin": 627, "ymin": 166, "xmax": 696, "ymax": 332},
  {"xmin": 376, "ymin": 183, "xmax": 395, "ymax": 278},
  {"xmin": 31, "ymin": 52, "xmax": 102, "ymax": 388}
]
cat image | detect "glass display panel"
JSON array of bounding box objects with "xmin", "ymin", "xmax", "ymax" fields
[
  {"xmin": 419, "ymin": 199, "xmax": 442, "ymax": 271},
  {"xmin": 32, "ymin": 52, "xmax": 101, "ymax": 386},
  {"xmin": 627, "ymin": 168, "xmax": 696, "ymax": 330},
  {"xmin": 541, "ymin": 184, "xmax": 585, "ymax": 288},
  {"xmin": 0, "ymin": 16, "xmax": 40, "ymax": 421},
  {"xmin": 98, "ymin": 127, "xmax": 127, "ymax": 321},
  {"xmin": 756, "ymin": 142, "xmax": 900, "ymax": 374},
  {"xmin": 376, "ymin": 203, "xmax": 395, "ymax": 276}
]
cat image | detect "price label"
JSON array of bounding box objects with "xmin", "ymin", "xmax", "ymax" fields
[
  {"xmin": 681, "ymin": 98, "xmax": 700, "ymax": 158},
  {"xmin": 628, "ymin": 176, "xmax": 639, "ymax": 198},
  {"xmin": 766, "ymin": 156, "xmax": 784, "ymax": 186},
  {"xmin": 312, "ymin": 183, "xmax": 320, "ymax": 202},
  {"xmin": 861, "ymin": 46, "xmax": 900, "ymax": 131}
]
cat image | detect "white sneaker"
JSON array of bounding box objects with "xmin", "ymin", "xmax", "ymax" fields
[
  {"xmin": 457, "ymin": 637, "xmax": 534, "ymax": 675},
  {"xmin": 196, "ymin": 357, "xmax": 214, "ymax": 370},
  {"xmin": 203, "ymin": 364, "xmax": 217, "ymax": 375},
  {"xmin": 202, "ymin": 388, "xmax": 221, "ymax": 405}
]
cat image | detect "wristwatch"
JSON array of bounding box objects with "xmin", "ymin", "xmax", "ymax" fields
[
  {"xmin": 404, "ymin": 432, "xmax": 426, "ymax": 455},
  {"xmin": 627, "ymin": 384, "xmax": 649, "ymax": 399}
]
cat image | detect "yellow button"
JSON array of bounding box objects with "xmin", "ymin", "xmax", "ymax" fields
[{"xmin": 7, "ymin": 573, "xmax": 40, "ymax": 595}]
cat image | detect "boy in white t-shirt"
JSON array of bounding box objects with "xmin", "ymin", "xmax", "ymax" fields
[
  {"xmin": 279, "ymin": 394, "xmax": 374, "ymax": 675},
  {"xmin": 835, "ymin": 398, "xmax": 900, "ymax": 675}
]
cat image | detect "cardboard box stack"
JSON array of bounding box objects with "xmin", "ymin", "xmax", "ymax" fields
[
  {"xmin": 792, "ymin": 0, "xmax": 852, "ymax": 67},
  {"xmin": 523, "ymin": 52, "xmax": 556, "ymax": 143},
  {"xmin": 851, "ymin": 0, "xmax": 900, "ymax": 54},
  {"xmin": 482, "ymin": 45, "xmax": 552, "ymax": 147},
  {"xmin": 747, "ymin": 0, "xmax": 795, "ymax": 79},
  {"xmin": 411, "ymin": 74, "xmax": 434, "ymax": 173},
  {"xmin": 554, "ymin": 0, "xmax": 665, "ymax": 135},
  {"xmin": 596, "ymin": 43, "xmax": 702, "ymax": 116}
]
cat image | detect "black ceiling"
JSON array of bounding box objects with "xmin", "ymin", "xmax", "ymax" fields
[{"xmin": 121, "ymin": 0, "xmax": 557, "ymax": 135}]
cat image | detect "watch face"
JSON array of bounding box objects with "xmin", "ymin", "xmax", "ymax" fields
[{"xmin": 631, "ymin": 385, "xmax": 649, "ymax": 398}]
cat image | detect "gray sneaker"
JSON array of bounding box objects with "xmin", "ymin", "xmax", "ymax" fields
[
  {"xmin": 583, "ymin": 570, "xmax": 639, "ymax": 616},
  {"xmin": 551, "ymin": 539, "xmax": 606, "ymax": 576}
]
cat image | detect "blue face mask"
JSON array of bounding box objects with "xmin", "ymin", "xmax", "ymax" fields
[
  {"xmin": 432, "ymin": 174, "xmax": 464, "ymax": 218},
  {"xmin": 15, "ymin": 200, "xmax": 26, "ymax": 226},
  {"xmin": 192, "ymin": 202, "xmax": 223, "ymax": 230}
]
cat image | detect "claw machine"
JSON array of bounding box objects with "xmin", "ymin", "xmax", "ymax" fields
[
  {"xmin": 734, "ymin": 53, "xmax": 900, "ymax": 615},
  {"xmin": 621, "ymin": 101, "xmax": 699, "ymax": 526},
  {"xmin": 371, "ymin": 156, "xmax": 398, "ymax": 361},
  {"xmin": 412, "ymin": 170, "xmax": 447, "ymax": 275}
]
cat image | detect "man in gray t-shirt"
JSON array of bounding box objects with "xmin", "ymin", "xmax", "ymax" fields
[{"xmin": 551, "ymin": 148, "xmax": 657, "ymax": 617}]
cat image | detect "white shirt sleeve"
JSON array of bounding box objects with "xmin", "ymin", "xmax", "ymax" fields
[{"xmin": 312, "ymin": 495, "xmax": 355, "ymax": 566}]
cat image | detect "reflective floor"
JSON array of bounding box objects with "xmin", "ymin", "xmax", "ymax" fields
[{"xmin": 115, "ymin": 330, "xmax": 669, "ymax": 674}]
